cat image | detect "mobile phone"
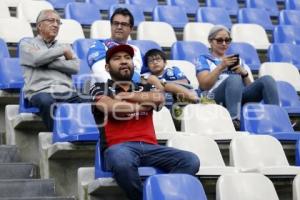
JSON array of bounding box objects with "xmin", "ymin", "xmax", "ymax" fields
[{"xmin": 227, "ymin": 54, "xmax": 239, "ymax": 70}]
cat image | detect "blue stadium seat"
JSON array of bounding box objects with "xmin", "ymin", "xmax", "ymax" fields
[
  {"xmin": 286, "ymin": 0, "xmax": 300, "ymax": 10},
  {"xmin": 166, "ymin": 0, "xmax": 200, "ymax": 15},
  {"xmin": 109, "ymin": 4, "xmax": 145, "ymax": 27},
  {"xmin": 18, "ymin": 89, "xmax": 39, "ymax": 113},
  {"xmin": 171, "ymin": 41, "xmax": 209, "ymax": 63},
  {"xmin": 47, "ymin": 0, "xmax": 75, "ymax": 9},
  {"xmin": 53, "ymin": 103, "xmax": 99, "ymax": 143},
  {"xmin": 273, "ymin": 25, "xmax": 300, "ymax": 44},
  {"xmin": 279, "ymin": 10, "xmax": 300, "ymax": 26},
  {"xmin": 238, "ymin": 8, "xmax": 274, "ymax": 31},
  {"xmin": 128, "ymin": 40, "xmax": 161, "ymax": 56},
  {"xmin": 241, "ymin": 103, "xmax": 300, "ymax": 141},
  {"xmin": 196, "ymin": 7, "xmax": 232, "ymax": 29},
  {"xmin": 153, "ymin": 5, "xmax": 188, "ymax": 29},
  {"xmin": 72, "ymin": 59, "xmax": 91, "ymax": 91},
  {"xmin": 246, "ymin": 0, "xmax": 279, "ymax": 17},
  {"xmin": 296, "ymin": 140, "xmax": 300, "ymax": 166},
  {"xmin": 276, "ymin": 81, "xmax": 300, "ymax": 116},
  {"xmin": 205, "ymin": 0, "xmax": 239, "ymax": 16},
  {"xmin": 125, "ymin": 0, "xmax": 158, "ymax": 13},
  {"xmin": 86, "ymin": 0, "xmax": 118, "ymax": 11},
  {"xmin": 95, "ymin": 140, "xmax": 162, "ymax": 178},
  {"xmin": 0, "ymin": 58, "xmax": 24, "ymax": 90},
  {"xmin": 65, "ymin": 2, "xmax": 101, "ymax": 26},
  {"xmin": 268, "ymin": 43, "xmax": 300, "ymax": 69},
  {"xmin": 226, "ymin": 42, "xmax": 261, "ymax": 72},
  {"xmin": 72, "ymin": 38, "xmax": 96, "ymax": 60},
  {"xmin": 143, "ymin": 174, "xmax": 207, "ymax": 200},
  {"xmin": 0, "ymin": 38, "xmax": 10, "ymax": 58}
]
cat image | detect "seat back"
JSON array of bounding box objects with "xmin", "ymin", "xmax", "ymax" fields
[
  {"xmin": 143, "ymin": 174, "xmax": 207, "ymax": 200},
  {"xmin": 47, "ymin": 0, "xmax": 75, "ymax": 9},
  {"xmin": 183, "ymin": 22, "xmax": 214, "ymax": 47},
  {"xmin": 18, "ymin": 88, "xmax": 39, "ymax": 113},
  {"xmin": 17, "ymin": 0, "xmax": 53, "ymax": 23},
  {"xmin": 0, "ymin": 38, "xmax": 10, "ymax": 58},
  {"xmin": 280, "ymin": 10, "xmax": 300, "ymax": 26},
  {"xmin": 65, "ymin": 2, "xmax": 101, "ymax": 26},
  {"xmin": 90, "ymin": 20, "xmax": 112, "ymax": 39},
  {"xmin": 0, "ymin": 58, "xmax": 24, "ymax": 90},
  {"xmin": 238, "ymin": 8, "xmax": 274, "ymax": 31},
  {"xmin": 109, "ymin": 4, "xmax": 145, "ymax": 27},
  {"xmin": 153, "ymin": 106, "xmax": 176, "ymax": 133},
  {"xmin": 197, "ymin": 7, "xmax": 232, "ymax": 29},
  {"xmin": 125, "ymin": 0, "xmax": 158, "ymax": 13},
  {"xmin": 128, "ymin": 40, "xmax": 161, "ymax": 56},
  {"xmin": 216, "ymin": 173, "xmax": 279, "ymax": 200},
  {"xmin": 230, "ymin": 135, "xmax": 289, "ymax": 169},
  {"xmin": 246, "ymin": 0, "xmax": 279, "ymax": 17},
  {"xmin": 72, "ymin": 38, "xmax": 96, "ymax": 59},
  {"xmin": 206, "ymin": 0, "xmax": 239, "ymax": 16},
  {"xmin": 0, "ymin": 2, "xmax": 11, "ymax": 18},
  {"xmin": 293, "ymin": 175, "xmax": 300, "ymax": 200},
  {"xmin": 167, "ymin": 134, "xmax": 226, "ymax": 167},
  {"xmin": 86, "ymin": 0, "xmax": 118, "ymax": 10},
  {"xmin": 273, "ymin": 25, "xmax": 300, "ymax": 45},
  {"xmin": 56, "ymin": 19, "xmax": 85, "ymax": 44},
  {"xmin": 171, "ymin": 41, "xmax": 209, "ymax": 63},
  {"xmin": 259, "ymin": 62, "xmax": 300, "ymax": 91},
  {"xmin": 137, "ymin": 21, "xmax": 177, "ymax": 47},
  {"xmin": 181, "ymin": 104, "xmax": 236, "ymax": 134},
  {"xmin": 286, "ymin": 0, "xmax": 300, "ymax": 10},
  {"xmin": 276, "ymin": 81, "xmax": 300, "ymax": 108},
  {"xmin": 231, "ymin": 23, "xmax": 270, "ymax": 50},
  {"xmin": 166, "ymin": 0, "xmax": 199, "ymax": 15},
  {"xmin": 53, "ymin": 103, "xmax": 99, "ymax": 143}
]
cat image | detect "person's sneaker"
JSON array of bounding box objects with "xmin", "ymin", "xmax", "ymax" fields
[{"xmin": 232, "ymin": 119, "xmax": 240, "ymax": 131}]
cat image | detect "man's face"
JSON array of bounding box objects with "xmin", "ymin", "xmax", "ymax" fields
[
  {"xmin": 106, "ymin": 51, "xmax": 134, "ymax": 81},
  {"xmin": 111, "ymin": 14, "xmax": 132, "ymax": 42},
  {"xmin": 38, "ymin": 12, "xmax": 61, "ymax": 42}
]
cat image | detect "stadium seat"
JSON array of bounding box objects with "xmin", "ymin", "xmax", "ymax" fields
[
  {"xmin": 18, "ymin": 88, "xmax": 39, "ymax": 113},
  {"xmin": 171, "ymin": 41, "xmax": 209, "ymax": 63},
  {"xmin": 216, "ymin": 173, "xmax": 279, "ymax": 200},
  {"xmin": 245, "ymin": 0, "xmax": 279, "ymax": 17},
  {"xmin": 231, "ymin": 23, "xmax": 270, "ymax": 50},
  {"xmin": 238, "ymin": 8, "xmax": 274, "ymax": 31},
  {"xmin": 196, "ymin": 7, "xmax": 232, "ymax": 29},
  {"xmin": 183, "ymin": 22, "xmax": 214, "ymax": 47},
  {"xmin": 268, "ymin": 43, "xmax": 300, "ymax": 69},
  {"xmin": 94, "ymin": 140, "xmax": 161, "ymax": 178},
  {"xmin": 226, "ymin": 42, "xmax": 261, "ymax": 72},
  {"xmin": 241, "ymin": 103, "xmax": 300, "ymax": 141},
  {"xmin": 86, "ymin": 0, "xmax": 118, "ymax": 11},
  {"xmin": 0, "ymin": 58, "xmax": 24, "ymax": 90},
  {"xmin": 293, "ymin": 174, "xmax": 300, "ymax": 200},
  {"xmin": 286, "ymin": 0, "xmax": 300, "ymax": 10},
  {"xmin": 72, "ymin": 59, "xmax": 92, "ymax": 91},
  {"xmin": 166, "ymin": 0, "xmax": 200, "ymax": 15},
  {"xmin": 153, "ymin": 5, "xmax": 188, "ymax": 29},
  {"xmin": 276, "ymin": 81, "xmax": 300, "ymax": 116},
  {"xmin": 90, "ymin": 20, "xmax": 112, "ymax": 39},
  {"xmin": 279, "ymin": 10, "xmax": 300, "ymax": 26},
  {"xmin": 0, "ymin": 38, "xmax": 10, "ymax": 58},
  {"xmin": 128, "ymin": 40, "xmax": 161, "ymax": 56},
  {"xmin": 0, "ymin": 18, "xmax": 33, "ymax": 43},
  {"xmin": 273, "ymin": 25, "xmax": 300, "ymax": 44},
  {"xmin": 259, "ymin": 62, "xmax": 300, "ymax": 91},
  {"xmin": 47, "ymin": 0, "xmax": 75, "ymax": 9},
  {"xmin": 72, "ymin": 38, "xmax": 96, "ymax": 60},
  {"xmin": 137, "ymin": 21, "xmax": 177, "ymax": 47},
  {"xmin": 124, "ymin": 0, "xmax": 158, "ymax": 13},
  {"xmin": 167, "ymin": 134, "xmax": 238, "ymax": 175},
  {"xmin": 0, "ymin": 2, "xmax": 11, "ymax": 18},
  {"xmin": 109, "ymin": 4, "xmax": 145, "ymax": 27},
  {"xmin": 53, "ymin": 103, "xmax": 99, "ymax": 143},
  {"xmin": 56, "ymin": 19, "xmax": 85, "ymax": 44},
  {"xmin": 205, "ymin": 0, "xmax": 239, "ymax": 16},
  {"xmin": 230, "ymin": 135, "xmax": 300, "ymax": 174},
  {"xmin": 166, "ymin": 60, "xmax": 199, "ymax": 89},
  {"xmin": 143, "ymin": 174, "xmax": 207, "ymax": 200},
  {"xmin": 17, "ymin": 0, "xmax": 53, "ymax": 23},
  {"xmin": 181, "ymin": 104, "xmax": 248, "ymax": 140},
  {"xmin": 65, "ymin": 2, "xmax": 101, "ymax": 26}
]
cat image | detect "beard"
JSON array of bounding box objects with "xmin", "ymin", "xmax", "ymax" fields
[{"xmin": 109, "ymin": 66, "xmax": 134, "ymax": 81}]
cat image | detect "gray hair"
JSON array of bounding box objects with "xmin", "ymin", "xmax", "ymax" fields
[
  {"xmin": 208, "ymin": 25, "xmax": 230, "ymax": 41},
  {"xmin": 36, "ymin": 9, "xmax": 59, "ymax": 34}
]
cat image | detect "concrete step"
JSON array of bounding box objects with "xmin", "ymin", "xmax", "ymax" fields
[
  {"xmin": 0, "ymin": 198, "xmax": 75, "ymax": 200},
  {"xmin": 0, "ymin": 163, "xmax": 37, "ymax": 179},
  {"xmin": 0, "ymin": 179, "xmax": 56, "ymax": 198},
  {"xmin": 0, "ymin": 145, "xmax": 20, "ymax": 163}
]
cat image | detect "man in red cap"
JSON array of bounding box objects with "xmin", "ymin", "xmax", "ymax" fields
[{"xmin": 90, "ymin": 44, "xmax": 200, "ymax": 200}]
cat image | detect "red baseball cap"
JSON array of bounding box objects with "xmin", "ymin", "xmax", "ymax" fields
[{"xmin": 106, "ymin": 44, "xmax": 134, "ymax": 63}]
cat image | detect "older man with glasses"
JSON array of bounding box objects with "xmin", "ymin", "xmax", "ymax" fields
[
  {"xmin": 87, "ymin": 8, "xmax": 143, "ymax": 82},
  {"xmin": 19, "ymin": 9, "xmax": 86, "ymax": 131}
]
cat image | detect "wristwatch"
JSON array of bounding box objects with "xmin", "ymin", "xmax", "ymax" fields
[{"xmin": 160, "ymin": 78, "xmax": 167, "ymax": 86}]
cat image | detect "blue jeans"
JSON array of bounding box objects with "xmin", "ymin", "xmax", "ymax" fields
[
  {"xmin": 104, "ymin": 142, "xmax": 200, "ymax": 200},
  {"xmin": 213, "ymin": 75, "xmax": 279, "ymax": 119},
  {"xmin": 30, "ymin": 92, "xmax": 86, "ymax": 131}
]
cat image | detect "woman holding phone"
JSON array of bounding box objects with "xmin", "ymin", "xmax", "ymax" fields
[{"xmin": 195, "ymin": 25, "xmax": 279, "ymax": 130}]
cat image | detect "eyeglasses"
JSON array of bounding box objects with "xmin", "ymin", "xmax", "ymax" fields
[
  {"xmin": 39, "ymin": 18, "xmax": 62, "ymax": 25},
  {"xmin": 112, "ymin": 21, "xmax": 131, "ymax": 28},
  {"xmin": 148, "ymin": 57, "xmax": 163, "ymax": 64},
  {"xmin": 213, "ymin": 37, "xmax": 232, "ymax": 44}
]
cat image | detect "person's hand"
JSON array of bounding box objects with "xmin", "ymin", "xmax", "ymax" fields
[
  {"xmin": 63, "ymin": 48, "xmax": 74, "ymax": 60},
  {"xmin": 230, "ymin": 65, "xmax": 248, "ymax": 76},
  {"xmin": 220, "ymin": 55, "xmax": 239, "ymax": 70}
]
